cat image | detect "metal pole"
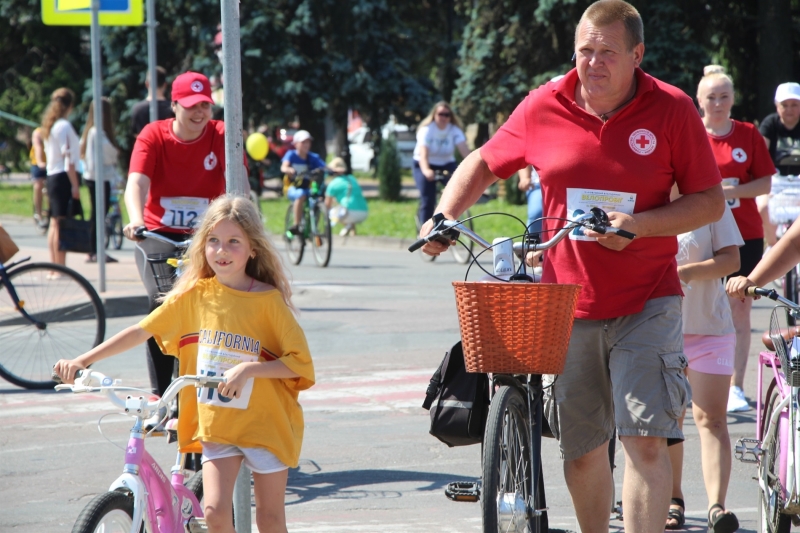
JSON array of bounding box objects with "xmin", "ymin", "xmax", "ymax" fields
[
  {"xmin": 220, "ymin": 1, "xmax": 250, "ymax": 530},
  {"xmin": 90, "ymin": 0, "xmax": 106, "ymax": 292},
  {"xmin": 146, "ymin": 0, "xmax": 158, "ymax": 123},
  {"xmin": 221, "ymin": 0, "xmax": 246, "ymax": 196}
]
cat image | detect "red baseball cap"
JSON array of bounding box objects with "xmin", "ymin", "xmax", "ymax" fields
[{"xmin": 171, "ymin": 71, "xmax": 214, "ymax": 108}]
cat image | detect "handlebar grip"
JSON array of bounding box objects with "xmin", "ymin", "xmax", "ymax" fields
[
  {"xmin": 51, "ymin": 368, "xmax": 84, "ymax": 385},
  {"xmin": 408, "ymin": 238, "xmax": 427, "ymax": 253},
  {"xmin": 745, "ymin": 286, "xmax": 773, "ymax": 297},
  {"xmin": 614, "ymin": 229, "xmax": 636, "ymax": 240},
  {"xmin": 133, "ymin": 226, "xmax": 147, "ymax": 238}
]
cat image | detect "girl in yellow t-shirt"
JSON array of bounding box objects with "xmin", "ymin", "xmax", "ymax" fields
[{"xmin": 54, "ymin": 194, "xmax": 314, "ymax": 533}]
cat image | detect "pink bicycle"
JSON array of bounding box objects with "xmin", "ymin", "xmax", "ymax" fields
[{"xmin": 54, "ymin": 369, "xmax": 225, "ymax": 533}]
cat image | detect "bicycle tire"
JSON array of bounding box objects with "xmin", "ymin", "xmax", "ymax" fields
[
  {"xmin": 759, "ymin": 387, "xmax": 792, "ymax": 533},
  {"xmin": 482, "ymin": 385, "xmax": 539, "ymax": 533},
  {"xmin": 71, "ymin": 490, "xmax": 138, "ymax": 533},
  {"xmin": 450, "ymin": 211, "xmax": 475, "ymax": 264},
  {"xmin": 283, "ymin": 204, "xmax": 304, "ymax": 265},
  {"xmin": 111, "ymin": 216, "xmax": 124, "ymax": 250},
  {"xmin": 310, "ymin": 204, "xmax": 332, "ymax": 267},
  {"xmin": 185, "ymin": 470, "xmax": 203, "ymax": 501},
  {"xmin": 0, "ymin": 263, "xmax": 106, "ymax": 389}
]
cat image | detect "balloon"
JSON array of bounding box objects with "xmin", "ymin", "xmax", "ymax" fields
[{"xmin": 246, "ymin": 132, "xmax": 269, "ymax": 161}]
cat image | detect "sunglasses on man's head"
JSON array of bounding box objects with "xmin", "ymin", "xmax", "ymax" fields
[{"xmin": 437, "ymin": 112, "xmax": 451, "ymax": 117}]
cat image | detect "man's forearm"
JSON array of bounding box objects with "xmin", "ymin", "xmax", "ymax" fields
[
  {"xmin": 436, "ymin": 150, "xmax": 498, "ymax": 220},
  {"xmin": 634, "ymin": 184, "xmax": 725, "ymax": 238}
]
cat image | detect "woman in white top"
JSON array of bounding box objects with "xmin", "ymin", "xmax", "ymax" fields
[
  {"xmin": 41, "ymin": 88, "xmax": 81, "ymax": 266},
  {"xmin": 80, "ymin": 97, "xmax": 121, "ymax": 263},
  {"xmin": 412, "ymin": 101, "xmax": 470, "ymax": 224},
  {"xmin": 666, "ymin": 190, "xmax": 743, "ymax": 533}
]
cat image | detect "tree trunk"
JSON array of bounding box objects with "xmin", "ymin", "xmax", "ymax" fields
[
  {"xmin": 758, "ymin": 0, "xmax": 793, "ymax": 120},
  {"xmin": 297, "ymin": 92, "xmax": 327, "ymax": 159}
]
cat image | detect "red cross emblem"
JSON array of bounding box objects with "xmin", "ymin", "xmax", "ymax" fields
[
  {"xmin": 635, "ymin": 135, "xmax": 650, "ymax": 149},
  {"xmin": 629, "ymin": 129, "xmax": 657, "ymax": 155}
]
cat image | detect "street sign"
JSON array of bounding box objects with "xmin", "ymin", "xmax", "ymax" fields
[{"xmin": 42, "ymin": 0, "xmax": 143, "ymax": 26}]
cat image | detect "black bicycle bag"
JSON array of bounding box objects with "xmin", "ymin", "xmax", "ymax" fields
[{"xmin": 423, "ymin": 341, "xmax": 489, "ymax": 447}]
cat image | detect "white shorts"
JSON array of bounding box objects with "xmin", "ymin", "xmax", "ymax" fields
[
  {"xmin": 330, "ymin": 207, "xmax": 368, "ymax": 225},
  {"xmin": 200, "ymin": 441, "xmax": 288, "ymax": 474}
]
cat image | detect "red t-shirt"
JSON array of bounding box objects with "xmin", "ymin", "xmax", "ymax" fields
[
  {"xmin": 129, "ymin": 119, "xmax": 228, "ymax": 233},
  {"xmin": 481, "ymin": 68, "xmax": 722, "ymax": 320},
  {"xmin": 708, "ymin": 120, "xmax": 775, "ymax": 240}
]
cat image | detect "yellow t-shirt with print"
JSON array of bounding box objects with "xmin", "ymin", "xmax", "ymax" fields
[{"xmin": 139, "ymin": 277, "xmax": 314, "ymax": 468}]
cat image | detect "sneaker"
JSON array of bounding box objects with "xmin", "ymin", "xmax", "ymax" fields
[
  {"xmin": 287, "ymin": 225, "xmax": 300, "ymax": 236},
  {"xmin": 727, "ymin": 386, "xmax": 751, "ymax": 413},
  {"xmin": 144, "ymin": 405, "xmax": 168, "ymax": 433},
  {"xmin": 339, "ymin": 227, "xmax": 349, "ymax": 236}
]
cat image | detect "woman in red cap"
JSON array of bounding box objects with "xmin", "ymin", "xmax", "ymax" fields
[{"xmin": 125, "ymin": 71, "xmax": 248, "ymax": 413}]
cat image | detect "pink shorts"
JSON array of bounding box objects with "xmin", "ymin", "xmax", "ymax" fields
[{"xmin": 683, "ymin": 333, "xmax": 735, "ymax": 376}]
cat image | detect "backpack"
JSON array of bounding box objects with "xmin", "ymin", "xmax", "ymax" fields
[{"xmin": 422, "ymin": 341, "xmax": 489, "ymax": 447}]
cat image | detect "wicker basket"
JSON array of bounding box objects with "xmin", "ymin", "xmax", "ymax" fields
[
  {"xmin": 146, "ymin": 252, "xmax": 180, "ymax": 293},
  {"xmin": 452, "ymin": 281, "xmax": 581, "ymax": 374}
]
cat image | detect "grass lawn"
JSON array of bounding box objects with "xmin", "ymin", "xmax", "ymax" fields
[{"xmin": 0, "ymin": 182, "xmax": 530, "ymax": 243}]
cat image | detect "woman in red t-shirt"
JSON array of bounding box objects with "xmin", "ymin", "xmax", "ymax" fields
[{"xmin": 125, "ymin": 71, "xmax": 247, "ymax": 409}]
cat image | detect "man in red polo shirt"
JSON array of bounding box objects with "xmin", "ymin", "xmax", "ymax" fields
[{"xmin": 420, "ymin": 2, "xmax": 725, "ymax": 532}]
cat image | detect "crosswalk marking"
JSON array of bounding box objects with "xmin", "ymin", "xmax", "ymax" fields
[{"xmin": 301, "ymin": 369, "xmax": 432, "ymax": 413}]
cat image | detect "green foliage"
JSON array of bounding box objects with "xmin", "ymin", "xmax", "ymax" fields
[
  {"xmin": 377, "ymin": 133, "xmax": 402, "ymax": 201},
  {"xmin": 504, "ymin": 173, "xmax": 525, "ymax": 206}
]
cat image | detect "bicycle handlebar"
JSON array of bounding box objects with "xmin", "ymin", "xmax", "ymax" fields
[
  {"xmin": 745, "ymin": 286, "xmax": 800, "ymax": 310},
  {"xmin": 133, "ymin": 228, "xmax": 190, "ymax": 247},
  {"xmin": 408, "ymin": 207, "xmax": 635, "ymax": 255},
  {"xmin": 53, "ymin": 369, "xmax": 225, "ymax": 419}
]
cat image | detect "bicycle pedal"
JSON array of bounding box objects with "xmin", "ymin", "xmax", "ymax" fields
[
  {"xmin": 735, "ymin": 438, "xmax": 762, "ymax": 463},
  {"xmin": 444, "ymin": 481, "xmax": 480, "ymax": 502},
  {"xmin": 187, "ymin": 517, "xmax": 208, "ymax": 533}
]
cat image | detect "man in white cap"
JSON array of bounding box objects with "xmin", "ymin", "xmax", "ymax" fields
[
  {"xmin": 758, "ymin": 82, "xmax": 800, "ymax": 249},
  {"xmin": 280, "ymin": 129, "xmax": 327, "ymax": 233}
]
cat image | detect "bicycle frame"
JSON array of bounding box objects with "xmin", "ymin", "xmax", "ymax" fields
[{"xmin": 57, "ymin": 371, "xmax": 225, "ymax": 533}]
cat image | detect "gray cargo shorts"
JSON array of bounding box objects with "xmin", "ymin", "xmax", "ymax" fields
[{"xmin": 544, "ymin": 296, "xmax": 689, "ymax": 461}]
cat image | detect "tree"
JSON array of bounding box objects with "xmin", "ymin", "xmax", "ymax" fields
[{"xmin": 377, "ymin": 132, "xmax": 401, "ymax": 201}]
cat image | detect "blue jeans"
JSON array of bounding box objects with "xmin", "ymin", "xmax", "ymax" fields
[
  {"xmin": 413, "ymin": 160, "xmax": 458, "ymax": 224},
  {"xmin": 526, "ymin": 185, "xmax": 543, "ymax": 235}
]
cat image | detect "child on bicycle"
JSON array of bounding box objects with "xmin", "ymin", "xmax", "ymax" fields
[
  {"xmin": 54, "ymin": 194, "xmax": 315, "ymax": 533},
  {"xmin": 280, "ymin": 130, "xmax": 327, "ymax": 235}
]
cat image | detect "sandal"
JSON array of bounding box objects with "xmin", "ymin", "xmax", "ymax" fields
[
  {"xmin": 666, "ymin": 497, "xmax": 685, "ymax": 530},
  {"xmin": 708, "ymin": 503, "xmax": 739, "ymax": 533}
]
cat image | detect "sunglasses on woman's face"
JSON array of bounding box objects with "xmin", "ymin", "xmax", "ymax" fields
[{"xmin": 437, "ymin": 112, "xmax": 451, "ymax": 117}]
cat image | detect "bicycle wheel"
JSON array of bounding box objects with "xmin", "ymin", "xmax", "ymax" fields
[
  {"xmin": 482, "ymin": 385, "xmax": 539, "ymax": 533},
  {"xmin": 185, "ymin": 470, "xmax": 203, "ymax": 501},
  {"xmin": 310, "ymin": 204, "xmax": 332, "ymax": 267},
  {"xmin": 283, "ymin": 204, "xmax": 304, "ymax": 265},
  {"xmin": 759, "ymin": 388, "xmax": 792, "ymax": 533},
  {"xmin": 0, "ymin": 263, "xmax": 106, "ymax": 389},
  {"xmin": 111, "ymin": 216, "xmax": 124, "ymax": 250},
  {"xmin": 72, "ymin": 491, "xmax": 137, "ymax": 533},
  {"xmin": 450, "ymin": 211, "xmax": 475, "ymax": 264}
]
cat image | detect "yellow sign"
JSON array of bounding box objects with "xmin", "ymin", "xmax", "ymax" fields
[{"xmin": 42, "ymin": 0, "xmax": 143, "ymax": 26}]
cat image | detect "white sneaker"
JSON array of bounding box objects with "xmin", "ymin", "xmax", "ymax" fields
[{"xmin": 727, "ymin": 386, "xmax": 751, "ymax": 413}]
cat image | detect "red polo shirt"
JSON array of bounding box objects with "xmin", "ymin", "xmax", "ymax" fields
[
  {"xmin": 708, "ymin": 120, "xmax": 775, "ymax": 240},
  {"xmin": 130, "ymin": 119, "xmax": 228, "ymax": 233},
  {"xmin": 481, "ymin": 68, "xmax": 722, "ymax": 320}
]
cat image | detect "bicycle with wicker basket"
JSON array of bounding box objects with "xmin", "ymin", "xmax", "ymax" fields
[
  {"xmin": 769, "ymin": 175, "xmax": 800, "ymax": 313},
  {"xmin": 134, "ymin": 229, "xmax": 192, "ymax": 294},
  {"xmin": 409, "ymin": 207, "xmax": 634, "ymax": 533}
]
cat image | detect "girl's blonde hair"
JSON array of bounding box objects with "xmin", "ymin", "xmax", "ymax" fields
[
  {"xmin": 41, "ymin": 88, "xmax": 75, "ymax": 138},
  {"xmin": 417, "ymin": 101, "xmax": 463, "ymax": 131},
  {"xmin": 162, "ymin": 195, "xmax": 295, "ymax": 311},
  {"xmin": 697, "ymin": 64, "xmax": 734, "ymax": 95},
  {"xmin": 80, "ymin": 97, "xmax": 120, "ymax": 159}
]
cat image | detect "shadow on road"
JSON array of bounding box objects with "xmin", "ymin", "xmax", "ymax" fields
[{"xmin": 285, "ymin": 459, "xmax": 475, "ymax": 505}]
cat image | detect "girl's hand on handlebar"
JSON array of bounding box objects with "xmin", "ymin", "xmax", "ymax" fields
[
  {"xmin": 220, "ymin": 365, "xmax": 250, "ymax": 400},
  {"xmin": 583, "ymin": 211, "xmax": 637, "ymax": 251},
  {"xmin": 53, "ymin": 359, "xmax": 87, "ymax": 385},
  {"xmin": 123, "ymin": 222, "xmax": 145, "ymax": 241},
  {"xmin": 726, "ymin": 275, "xmax": 757, "ymax": 300}
]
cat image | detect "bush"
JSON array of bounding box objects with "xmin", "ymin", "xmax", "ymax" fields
[
  {"xmin": 377, "ymin": 133, "xmax": 402, "ymax": 201},
  {"xmin": 504, "ymin": 172, "xmax": 526, "ymax": 205}
]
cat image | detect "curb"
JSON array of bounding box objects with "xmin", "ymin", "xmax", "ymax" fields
[{"xmin": 102, "ymin": 295, "xmax": 150, "ymax": 318}]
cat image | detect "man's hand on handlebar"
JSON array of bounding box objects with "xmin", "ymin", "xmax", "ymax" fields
[
  {"xmin": 418, "ymin": 217, "xmax": 454, "ymax": 256},
  {"xmin": 583, "ymin": 211, "xmax": 637, "ymax": 251},
  {"xmin": 726, "ymin": 275, "xmax": 758, "ymax": 300},
  {"xmin": 123, "ymin": 222, "xmax": 146, "ymax": 241},
  {"xmin": 422, "ymin": 167, "xmax": 435, "ymax": 181},
  {"xmin": 525, "ymin": 250, "xmax": 543, "ymax": 268}
]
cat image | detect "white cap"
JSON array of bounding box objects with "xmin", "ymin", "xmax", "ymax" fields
[
  {"xmin": 775, "ymin": 82, "xmax": 800, "ymax": 103},
  {"xmin": 293, "ymin": 130, "xmax": 312, "ymax": 144}
]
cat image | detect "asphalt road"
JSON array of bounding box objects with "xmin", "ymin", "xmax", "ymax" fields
[{"xmin": 0, "ymin": 218, "xmax": 775, "ymax": 532}]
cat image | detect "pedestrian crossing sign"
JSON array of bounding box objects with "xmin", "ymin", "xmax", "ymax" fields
[{"xmin": 42, "ymin": 0, "xmax": 143, "ymax": 26}]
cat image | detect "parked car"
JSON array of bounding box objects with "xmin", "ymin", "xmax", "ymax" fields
[{"xmin": 348, "ymin": 123, "xmax": 416, "ymax": 172}]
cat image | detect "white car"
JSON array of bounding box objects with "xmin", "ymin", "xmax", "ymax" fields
[{"xmin": 348, "ymin": 124, "xmax": 416, "ymax": 171}]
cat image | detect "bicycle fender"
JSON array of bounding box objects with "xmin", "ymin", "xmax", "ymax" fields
[{"xmin": 108, "ymin": 473, "xmax": 147, "ymax": 533}]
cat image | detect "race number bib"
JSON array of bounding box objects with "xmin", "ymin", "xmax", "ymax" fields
[
  {"xmin": 196, "ymin": 344, "xmax": 258, "ymax": 409},
  {"xmin": 721, "ymin": 178, "xmax": 740, "ymax": 209},
  {"xmin": 566, "ymin": 188, "xmax": 636, "ymax": 242},
  {"xmin": 160, "ymin": 197, "xmax": 209, "ymax": 230}
]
